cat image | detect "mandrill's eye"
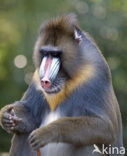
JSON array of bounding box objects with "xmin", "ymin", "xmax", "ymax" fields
[
  {"xmin": 51, "ymin": 51, "xmax": 62, "ymax": 57},
  {"xmin": 39, "ymin": 48, "xmax": 48, "ymax": 56}
]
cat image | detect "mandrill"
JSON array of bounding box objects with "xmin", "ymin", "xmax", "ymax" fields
[{"xmin": 0, "ymin": 14, "xmax": 123, "ymax": 156}]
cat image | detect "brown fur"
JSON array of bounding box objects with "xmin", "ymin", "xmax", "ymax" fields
[{"xmin": 40, "ymin": 13, "xmax": 78, "ymax": 37}]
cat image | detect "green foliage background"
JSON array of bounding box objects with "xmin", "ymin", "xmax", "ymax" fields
[{"xmin": 0, "ymin": 0, "xmax": 127, "ymax": 153}]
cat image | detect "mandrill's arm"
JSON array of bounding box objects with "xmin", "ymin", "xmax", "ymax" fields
[
  {"xmin": 29, "ymin": 115, "xmax": 117, "ymax": 150},
  {"xmin": 0, "ymin": 83, "xmax": 46, "ymax": 134}
]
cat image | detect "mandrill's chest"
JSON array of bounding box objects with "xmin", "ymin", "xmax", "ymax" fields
[
  {"xmin": 40, "ymin": 111, "xmax": 61, "ymax": 126},
  {"xmin": 39, "ymin": 111, "xmax": 70, "ymax": 156}
]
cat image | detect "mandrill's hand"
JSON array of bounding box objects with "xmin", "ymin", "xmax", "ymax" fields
[
  {"xmin": 28, "ymin": 125, "xmax": 59, "ymax": 150},
  {"xmin": 0, "ymin": 103, "xmax": 38, "ymax": 134},
  {"xmin": 0, "ymin": 105, "xmax": 22, "ymax": 133}
]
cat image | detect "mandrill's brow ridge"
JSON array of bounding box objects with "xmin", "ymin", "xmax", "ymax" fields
[{"xmin": 39, "ymin": 45, "xmax": 62, "ymax": 55}]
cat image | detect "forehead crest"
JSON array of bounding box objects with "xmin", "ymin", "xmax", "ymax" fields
[{"xmin": 40, "ymin": 13, "xmax": 78, "ymax": 35}]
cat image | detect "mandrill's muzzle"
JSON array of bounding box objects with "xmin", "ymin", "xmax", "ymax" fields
[{"xmin": 39, "ymin": 55, "xmax": 60, "ymax": 89}]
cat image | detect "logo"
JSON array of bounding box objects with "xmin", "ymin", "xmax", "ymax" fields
[
  {"xmin": 92, "ymin": 144, "xmax": 102, "ymax": 154},
  {"xmin": 92, "ymin": 144, "xmax": 125, "ymax": 155}
]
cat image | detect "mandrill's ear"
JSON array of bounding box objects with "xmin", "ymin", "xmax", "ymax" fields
[{"xmin": 74, "ymin": 27, "xmax": 82, "ymax": 43}]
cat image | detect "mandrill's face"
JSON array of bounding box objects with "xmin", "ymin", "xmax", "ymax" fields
[{"xmin": 38, "ymin": 45, "xmax": 67, "ymax": 94}]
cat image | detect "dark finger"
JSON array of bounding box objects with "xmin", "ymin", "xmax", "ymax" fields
[
  {"xmin": 5, "ymin": 122, "xmax": 16, "ymax": 128},
  {"xmin": 28, "ymin": 131, "xmax": 35, "ymax": 140},
  {"xmin": 10, "ymin": 109, "xmax": 15, "ymax": 116},
  {"xmin": 29, "ymin": 136, "xmax": 35, "ymax": 144},
  {"xmin": 7, "ymin": 105, "xmax": 14, "ymax": 112},
  {"xmin": 4, "ymin": 123, "xmax": 13, "ymax": 129},
  {"xmin": 4, "ymin": 124, "xmax": 15, "ymax": 131},
  {"xmin": 28, "ymin": 134, "xmax": 37, "ymax": 144},
  {"xmin": 3, "ymin": 118, "xmax": 14, "ymax": 124},
  {"xmin": 31, "ymin": 140, "xmax": 40, "ymax": 150},
  {"xmin": 3, "ymin": 112, "xmax": 12, "ymax": 120},
  {"xmin": 11, "ymin": 116, "xmax": 22, "ymax": 123}
]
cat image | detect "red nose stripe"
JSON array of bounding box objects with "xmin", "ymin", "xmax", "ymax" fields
[{"xmin": 44, "ymin": 56, "xmax": 52, "ymax": 79}]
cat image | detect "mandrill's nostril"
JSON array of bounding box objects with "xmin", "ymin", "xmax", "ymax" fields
[
  {"xmin": 45, "ymin": 81, "xmax": 49, "ymax": 84},
  {"xmin": 41, "ymin": 78, "xmax": 51, "ymax": 89}
]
